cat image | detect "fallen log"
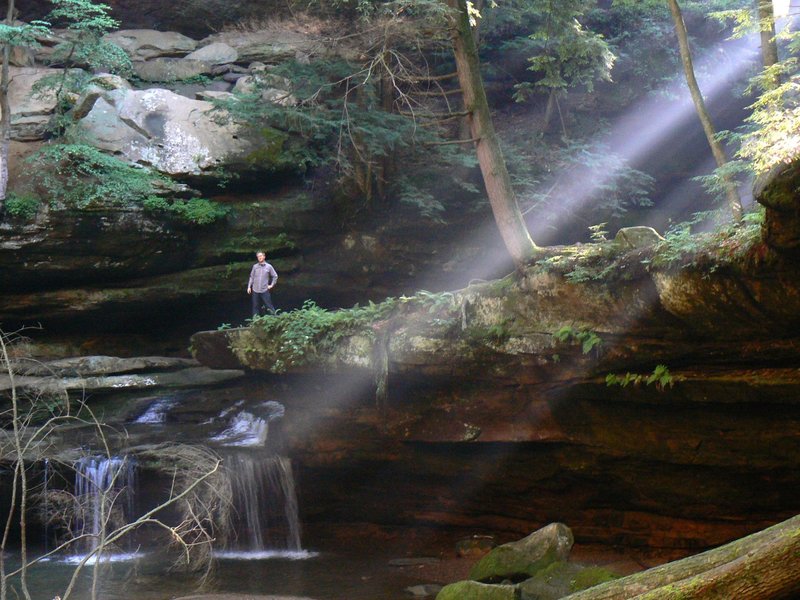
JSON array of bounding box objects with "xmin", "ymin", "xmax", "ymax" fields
[{"xmin": 563, "ymin": 514, "xmax": 800, "ymax": 600}]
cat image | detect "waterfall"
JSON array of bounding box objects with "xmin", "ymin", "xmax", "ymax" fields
[
  {"xmin": 134, "ymin": 395, "xmax": 179, "ymax": 424},
  {"xmin": 221, "ymin": 452, "xmax": 306, "ymax": 558},
  {"xmin": 43, "ymin": 459, "xmax": 50, "ymax": 553},
  {"xmin": 72, "ymin": 456, "xmax": 136, "ymax": 557},
  {"xmin": 211, "ymin": 412, "xmax": 269, "ymax": 446},
  {"xmin": 211, "ymin": 401, "xmax": 285, "ymax": 447}
]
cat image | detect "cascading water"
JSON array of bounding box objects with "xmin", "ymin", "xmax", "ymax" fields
[
  {"xmin": 134, "ymin": 395, "xmax": 179, "ymax": 424},
  {"xmin": 210, "ymin": 401, "xmax": 308, "ymax": 558},
  {"xmin": 71, "ymin": 456, "xmax": 137, "ymax": 558},
  {"xmin": 221, "ymin": 452, "xmax": 304, "ymax": 558}
]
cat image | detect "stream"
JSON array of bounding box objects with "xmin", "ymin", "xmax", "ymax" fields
[{"xmin": 1, "ymin": 375, "xmax": 464, "ymax": 600}]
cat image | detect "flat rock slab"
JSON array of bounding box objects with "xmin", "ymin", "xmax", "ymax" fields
[
  {"xmin": 11, "ymin": 355, "xmax": 198, "ymax": 376},
  {"xmin": 0, "ymin": 366, "xmax": 245, "ymax": 395}
]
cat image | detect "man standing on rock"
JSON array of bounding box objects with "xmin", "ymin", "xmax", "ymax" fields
[{"xmin": 247, "ymin": 251, "xmax": 278, "ymax": 317}]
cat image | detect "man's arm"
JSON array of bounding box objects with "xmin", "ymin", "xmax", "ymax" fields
[
  {"xmin": 268, "ymin": 265, "xmax": 278, "ymax": 290},
  {"xmin": 247, "ymin": 265, "xmax": 255, "ymax": 294}
]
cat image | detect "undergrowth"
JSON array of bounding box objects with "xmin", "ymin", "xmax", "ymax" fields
[
  {"xmin": 606, "ymin": 364, "xmax": 679, "ymax": 391},
  {"xmin": 247, "ymin": 290, "xmax": 463, "ymax": 372},
  {"xmin": 249, "ymin": 298, "xmax": 400, "ymax": 372},
  {"xmin": 21, "ymin": 144, "xmax": 228, "ymax": 225},
  {"xmin": 649, "ymin": 207, "xmax": 766, "ymax": 270}
]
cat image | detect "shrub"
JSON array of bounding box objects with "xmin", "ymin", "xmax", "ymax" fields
[{"xmin": 5, "ymin": 194, "xmax": 41, "ymax": 219}]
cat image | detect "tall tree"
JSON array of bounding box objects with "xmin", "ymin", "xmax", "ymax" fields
[
  {"xmin": 446, "ymin": 0, "xmax": 538, "ymax": 268},
  {"xmin": 0, "ymin": 0, "xmax": 15, "ymax": 210},
  {"xmin": 757, "ymin": 0, "xmax": 779, "ymax": 70},
  {"xmin": 667, "ymin": 0, "xmax": 743, "ymax": 222}
]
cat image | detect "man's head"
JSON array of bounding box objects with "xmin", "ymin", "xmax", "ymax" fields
[{"xmin": 256, "ymin": 251, "xmax": 266, "ymax": 263}]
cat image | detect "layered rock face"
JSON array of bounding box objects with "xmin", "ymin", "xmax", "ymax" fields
[
  {"xmin": 0, "ymin": 25, "xmax": 503, "ymax": 336},
  {"xmin": 191, "ymin": 223, "xmax": 800, "ymax": 553}
]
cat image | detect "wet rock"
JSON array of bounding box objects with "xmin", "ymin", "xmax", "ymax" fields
[
  {"xmin": 469, "ymin": 523, "xmax": 574, "ymax": 583},
  {"xmin": 185, "ymin": 42, "xmax": 238, "ymax": 65},
  {"xmin": 405, "ymin": 584, "xmax": 443, "ymax": 597},
  {"xmin": 173, "ymin": 596, "xmax": 317, "ymax": 600},
  {"xmin": 1, "ymin": 366, "xmax": 245, "ymax": 395},
  {"xmin": 389, "ymin": 557, "xmax": 441, "ymax": 567},
  {"xmin": 11, "ymin": 355, "xmax": 198, "ymax": 377},
  {"xmin": 104, "ymin": 29, "xmax": 197, "ymax": 60},
  {"xmin": 517, "ymin": 563, "xmax": 619, "ymax": 600},
  {"xmin": 435, "ymin": 581, "xmax": 516, "ymax": 600}
]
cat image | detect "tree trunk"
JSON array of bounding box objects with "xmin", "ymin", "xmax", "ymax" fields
[
  {"xmin": 445, "ymin": 0, "xmax": 538, "ymax": 268},
  {"xmin": 757, "ymin": 0, "xmax": 779, "ymax": 71},
  {"xmin": 563, "ymin": 514, "xmax": 800, "ymax": 600},
  {"xmin": 668, "ymin": 0, "xmax": 743, "ymax": 222},
  {"xmin": 0, "ymin": 0, "xmax": 15, "ymax": 209}
]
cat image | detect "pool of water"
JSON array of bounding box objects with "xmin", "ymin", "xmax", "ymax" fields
[{"xmin": 4, "ymin": 547, "xmax": 456, "ymax": 600}]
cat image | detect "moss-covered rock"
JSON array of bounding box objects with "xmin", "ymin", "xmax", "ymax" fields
[
  {"xmin": 469, "ymin": 523, "xmax": 574, "ymax": 583},
  {"xmin": 517, "ymin": 562, "xmax": 620, "ymax": 600},
  {"xmin": 435, "ymin": 581, "xmax": 519, "ymax": 600}
]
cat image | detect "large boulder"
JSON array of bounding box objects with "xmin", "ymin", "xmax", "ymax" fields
[
  {"xmin": 103, "ymin": 29, "xmax": 197, "ymax": 60},
  {"xmin": 435, "ymin": 581, "xmax": 517, "ymax": 600},
  {"xmin": 755, "ymin": 161, "xmax": 800, "ymax": 251},
  {"xmin": 517, "ymin": 563, "xmax": 619, "ymax": 600},
  {"xmin": 73, "ymin": 87, "xmax": 286, "ymax": 177},
  {"xmin": 184, "ymin": 42, "xmax": 238, "ymax": 65},
  {"xmin": 469, "ymin": 523, "xmax": 574, "ymax": 583},
  {"xmin": 4, "ymin": 67, "xmax": 68, "ymax": 140},
  {"xmin": 133, "ymin": 57, "xmax": 214, "ymax": 82},
  {"xmin": 198, "ymin": 29, "xmax": 326, "ymax": 64}
]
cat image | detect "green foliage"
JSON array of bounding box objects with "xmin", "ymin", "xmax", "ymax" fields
[
  {"xmin": 505, "ymin": 136, "xmax": 654, "ymax": 236},
  {"xmin": 4, "ymin": 194, "xmax": 41, "ymax": 220},
  {"xmin": 606, "ymin": 364, "xmax": 677, "ymax": 390},
  {"xmin": 34, "ymin": 0, "xmax": 132, "ymax": 136},
  {"xmin": 214, "ymin": 47, "xmax": 473, "ymax": 219},
  {"xmin": 142, "ymin": 196, "xmax": 229, "ymax": 225},
  {"xmin": 31, "ymin": 144, "xmax": 161, "ymax": 208},
  {"xmin": 411, "ymin": 289, "xmax": 458, "ymax": 312},
  {"xmin": 0, "ymin": 20, "xmax": 50, "ymax": 48},
  {"xmin": 26, "ymin": 143, "xmax": 228, "ymax": 224},
  {"xmin": 588, "ymin": 222, "xmax": 609, "ymax": 243},
  {"xmin": 250, "ymin": 298, "xmax": 400, "ymax": 372},
  {"xmin": 737, "ymin": 69, "xmax": 800, "ymax": 175},
  {"xmin": 47, "ymin": 0, "xmax": 120, "ymax": 35},
  {"xmin": 535, "ymin": 242, "xmax": 632, "ymax": 284},
  {"xmin": 651, "ymin": 207, "xmax": 765, "ymax": 269},
  {"xmin": 509, "ymin": 0, "xmax": 615, "ymax": 101},
  {"xmin": 553, "ymin": 326, "xmax": 602, "ymax": 354}
]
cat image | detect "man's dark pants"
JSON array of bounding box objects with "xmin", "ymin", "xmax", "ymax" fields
[{"xmin": 252, "ymin": 290, "xmax": 276, "ymax": 317}]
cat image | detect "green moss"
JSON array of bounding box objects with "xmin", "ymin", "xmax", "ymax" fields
[
  {"xmin": 569, "ymin": 566, "xmax": 620, "ymax": 592},
  {"xmin": 470, "ymin": 546, "xmax": 558, "ymax": 583},
  {"xmin": 435, "ymin": 580, "xmax": 518, "ymax": 600}
]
